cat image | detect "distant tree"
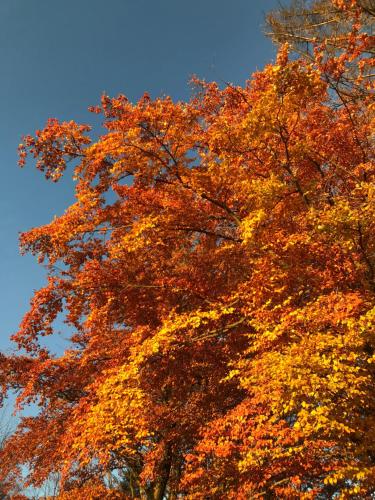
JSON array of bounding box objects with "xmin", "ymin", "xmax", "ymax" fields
[
  {"xmin": 0, "ymin": 408, "xmax": 24, "ymax": 499},
  {"xmin": 266, "ymin": 0, "xmax": 374, "ymax": 98},
  {"xmin": 0, "ymin": 0, "xmax": 373, "ymax": 497}
]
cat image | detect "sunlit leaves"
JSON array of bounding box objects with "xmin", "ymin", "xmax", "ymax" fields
[{"xmin": 0, "ymin": 3, "xmax": 374, "ymax": 496}]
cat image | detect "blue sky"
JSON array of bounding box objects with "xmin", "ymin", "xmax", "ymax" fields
[{"xmin": 0, "ymin": 0, "xmax": 278, "ymax": 355}]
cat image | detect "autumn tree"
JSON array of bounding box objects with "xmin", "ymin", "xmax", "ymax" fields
[
  {"xmin": 0, "ymin": 0, "xmax": 373, "ymax": 497},
  {"xmin": 266, "ymin": 0, "xmax": 374, "ymax": 99}
]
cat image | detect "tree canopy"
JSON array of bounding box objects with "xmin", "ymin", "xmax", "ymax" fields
[{"xmin": 0, "ymin": 0, "xmax": 374, "ymax": 497}]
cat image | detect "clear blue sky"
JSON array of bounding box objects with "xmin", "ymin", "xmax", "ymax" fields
[{"xmin": 0, "ymin": 0, "xmax": 278, "ymax": 354}]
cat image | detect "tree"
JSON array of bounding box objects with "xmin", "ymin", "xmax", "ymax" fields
[
  {"xmin": 0, "ymin": 408, "xmax": 24, "ymax": 499},
  {"xmin": 0, "ymin": 0, "xmax": 373, "ymax": 497},
  {"xmin": 266, "ymin": 0, "xmax": 374, "ymax": 99}
]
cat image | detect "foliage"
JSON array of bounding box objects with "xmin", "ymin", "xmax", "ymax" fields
[
  {"xmin": 0, "ymin": 1, "xmax": 374, "ymax": 497},
  {"xmin": 266, "ymin": 0, "xmax": 374, "ymax": 99}
]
